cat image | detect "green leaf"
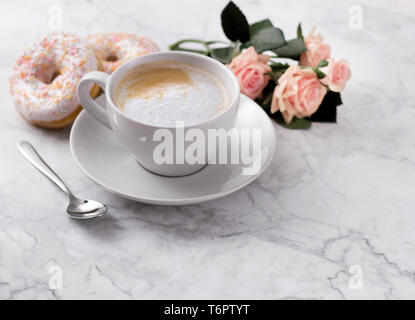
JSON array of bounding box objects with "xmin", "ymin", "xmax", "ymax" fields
[
  {"xmin": 169, "ymin": 39, "xmax": 210, "ymax": 55},
  {"xmin": 269, "ymin": 71, "xmax": 283, "ymax": 83},
  {"xmin": 269, "ymin": 63, "xmax": 290, "ymax": 82},
  {"xmin": 272, "ymin": 112, "xmax": 312, "ymax": 129},
  {"xmin": 260, "ymin": 90, "xmax": 274, "ymax": 107},
  {"xmin": 308, "ymin": 91, "xmax": 343, "ymax": 122},
  {"xmin": 249, "ymin": 27, "xmax": 286, "ymax": 52},
  {"xmin": 221, "ymin": 1, "xmax": 250, "ymax": 43},
  {"xmin": 270, "ymin": 62, "xmax": 290, "ymax": 71},
  {"xmin": 313, "ymin": 68, "xmax": 326, "ymax": 79},
  {"xmin": 211, "ymin": 46, "xmax": 234, "ymax": 64},
  {"xmin": 273, "ymin": 38, "xmax": 306, "ymax": 59},
  {"xmin": 256, "ymin": 81, "xmax": 276, "ymax": 110},
  {"xmin": 249, "ymin": 19, "xmax": 273, "ymax": 36},
  {"xmin": 317, "ymin": 60, "xmax": 329, "ymax": 68},
  {"xmin": 206, "ymin": 40, "xmax": 230, "ymax": 46},
  {"xmin": 297, "ymin": 23, "xmax": 304, "ymax": 39}
]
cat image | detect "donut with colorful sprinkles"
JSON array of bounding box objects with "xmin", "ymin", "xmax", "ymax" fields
[
  {"xmin": 86, "ymin": 32, "xmax": 159, "ymax": 74},
  {"xmin": 9, "ymin": 32, "xmax": 101, "ymax": 129}
]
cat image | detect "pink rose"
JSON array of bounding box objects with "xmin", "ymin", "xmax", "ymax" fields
[
  {"xmin": 227, "ymin": 46, "xmax": 271, "ymax": 100},
  {"xmin": 320, "ymin": 59, "xmax": 351, "ymax": 92},
  {"xmin": 271, "ymin": 65, "xmax": 327, "ymax": 124},
  {"xmin": 299, "ymin": 27, "xmax": 331, "ymax": 67}
]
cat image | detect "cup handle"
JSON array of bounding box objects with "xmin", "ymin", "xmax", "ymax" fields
[{"xmin": 77, "ymin": 71, "xmax": 111, "ymax": 129}]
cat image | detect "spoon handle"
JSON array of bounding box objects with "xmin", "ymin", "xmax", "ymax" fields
[{"xmin": 17, "ymin": 141, "xmax": 72, "ymax": 196}]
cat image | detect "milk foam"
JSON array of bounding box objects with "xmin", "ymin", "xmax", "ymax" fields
[{"xmin": 114, "ymin": 61, "xmax": 230, "ymax": 127}]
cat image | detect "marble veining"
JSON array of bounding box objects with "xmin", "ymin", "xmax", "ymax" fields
[{"xmin": 1, "ymin": 0, "xmax": 415, "ymax": 299}]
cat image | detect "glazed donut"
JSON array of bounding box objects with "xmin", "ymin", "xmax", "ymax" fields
[
  {"xmin": 9, "ymin": 32, "xmax": 100, "ymax": 129},
  {"xmin": 86, "ymin": 32, "xmax": 159, "ymax": 74}
]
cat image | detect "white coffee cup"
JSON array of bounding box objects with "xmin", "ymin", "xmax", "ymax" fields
[{"xmin": 77, "ymin": 52, "xmax": 240, "ymax": 177}]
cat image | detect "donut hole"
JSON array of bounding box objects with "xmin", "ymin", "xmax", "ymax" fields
[
  {"xmin": 106, "ymin": 53, "xmax": 119, "ymax": 62},
  {"xmin": 36, "ymin": 64, "xmax": 61, "ymax": 85},
  {"xmin": 49, "ymin": 70, "xmax": 61, "ymax": 83}
]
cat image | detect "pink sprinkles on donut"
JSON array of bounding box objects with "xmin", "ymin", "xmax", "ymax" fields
[
  {"xmin": 86, "ymin": 32, "xmax": 159, "ymax": 74},
  {"xmin": 9, "ymin": 32, "xmax": 98, "ymax": 122}
]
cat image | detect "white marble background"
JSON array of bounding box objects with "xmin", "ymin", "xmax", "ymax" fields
[{"xmin": 0, "ymin": 0, "xmax": 414, "ymax": 300}]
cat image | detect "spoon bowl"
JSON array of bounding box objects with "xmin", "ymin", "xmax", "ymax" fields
[{"xmin": 67, "ymin": 198, "xmax": 108, "ymax": 219}]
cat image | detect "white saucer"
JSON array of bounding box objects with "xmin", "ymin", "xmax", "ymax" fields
[{"xmin": 70, "ymin": 95, "xmax": 276, "ymax": 205}]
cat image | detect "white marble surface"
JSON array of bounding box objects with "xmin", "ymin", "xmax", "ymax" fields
[{"xmin": 1, "ymin": 0, "xmax": 415, "ymax": 300}]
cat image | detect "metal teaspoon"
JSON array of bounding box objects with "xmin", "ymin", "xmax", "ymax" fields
[{"xmin": 17, "ymin": 140, "xmax": 107, "ymax": 219}]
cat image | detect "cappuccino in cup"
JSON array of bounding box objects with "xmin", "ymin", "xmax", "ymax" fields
[
  {"xmin": 77, "ymin": 52, "xmax": 240, "ymax": 176},
  {"xmin": 114, "ymin": 61, "xmax": 231, "ymax": 127}
]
